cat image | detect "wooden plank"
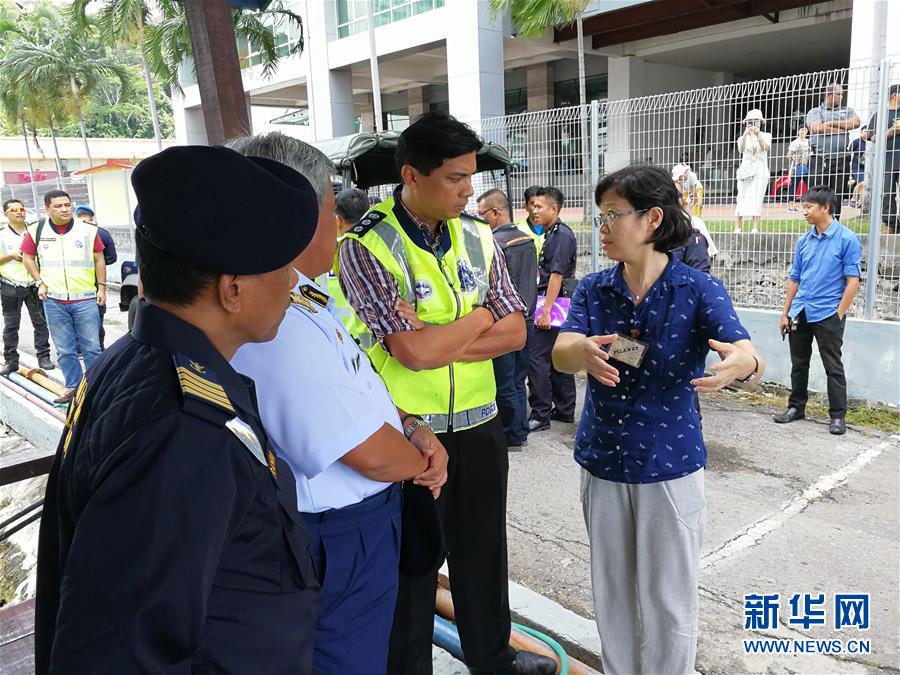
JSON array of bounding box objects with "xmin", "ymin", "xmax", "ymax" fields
[
  {"xmin": 0, "ymin": 447, "xmax": 54, "ymax": 486},
  {"xmin": 0, "ymin": 599, "xmax": 35, "ymax": 675}
]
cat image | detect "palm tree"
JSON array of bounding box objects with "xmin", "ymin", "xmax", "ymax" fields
[
  {"xmin": 70, "ymin": 0, "xmax": 164, "ymax": 150},
  {"xmin": 145, "ymin": 0, "xmax": 304, "ymax": 92},
  {"xmin": 490, "ymin": 0, "xmax": 592, "ymax": 212},
  {"xmin": 2, "ymin": 24, "xmax": 130, "ymax": 166},
  {"xmin": 0, "ymin": 87, "xmax": 40, "ymax": 209}
]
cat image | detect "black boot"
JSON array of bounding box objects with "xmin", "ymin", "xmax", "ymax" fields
[
  {"xmin": 0, "ymin": 361, "xmax": 18, "ymax": 377},
  {"xmin": 38, "ymin": 354, "xmax": 56, "ymax": 371}
]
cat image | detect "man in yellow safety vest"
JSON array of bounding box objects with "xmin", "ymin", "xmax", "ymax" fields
[
  {"xmin": 339, "ymin": 112, "xmax": 555, "ymax": 675},
  {"xmin": 22, "ymin": 190, "xmax": 106, "ymax": 403}
]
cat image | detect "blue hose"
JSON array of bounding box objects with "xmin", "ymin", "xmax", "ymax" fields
[{"xmin": 432, "ymin": 615, "xmax": 571, "ymax": 675}]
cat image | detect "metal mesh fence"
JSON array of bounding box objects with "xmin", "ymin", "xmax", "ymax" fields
[
  {"xmin": 1, "ymin": 176, "xmax": 90, "ymax": 222},
  {"xmin": 474, "ymin": 60, "xmax": 899, "ymax": 320}
]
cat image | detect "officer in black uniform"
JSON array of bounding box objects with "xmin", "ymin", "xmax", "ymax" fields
[{"xmin": 34, "ymin": 145, "xmax": 321, "ymax": 674}]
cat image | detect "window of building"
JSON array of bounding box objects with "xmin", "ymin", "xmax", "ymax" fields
[
  {"xmin": 336, "ymin": 0, "xmax": 445, "ymax": 39},
  {"xmin": 238, "ymin": 11, "xmax": 302, "ymax": 70},
  {"xmin": 505, "ymin": 87, "xmax": 527, "ymax": 115},
  {"xmin": 554, "ymin": 74, "xmax": 608, "ymax": 108},
  {"xmin": 385, "ymin": 108, "xmax": 410, "ymax": 131},
  {"xmin": 428, "ymin": 100, "xmax": 450, "ymax": 115}
]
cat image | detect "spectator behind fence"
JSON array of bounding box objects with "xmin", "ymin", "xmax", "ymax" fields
[
  {"xmin": 866, "ymin": 82, "xmax": 900, "ymax": 233},
  {"xmin": 74, "ymin": 204, "xmax": 117, "ymax": 350},
  {"xmin": 672, "ymin": 163, "xmax": 704, "ymax": 216},
  {"xmin": 735, "ymin": 109, "xmax": 771, "ymax": 233},
  {"xmin": 552, "ymin": 164, "xmax": 763, "ymax": 675},
  {"xmin": 787, "ymin": 125, "xmax": 811, "ymax": 213},
  {"xmin": 774, "ymin": 185, "xmax": 862, "ymax": 436},
  {"xmin": 0, "ymin": 199, "xmax": 54, "ymax": 375},
  {"xmin": 847, "ymin": 126, "xmax": 867, "ymax": 209},
  {"xmin": 478, "ymin": 188, "xmax": 537, "ymax": 451},
  {"xmin": 22, "ymin": 190, "xmax": 105, "ymax": 404},
  {"xmin": 806, "ymin": 83, "xmax": 860, "ymax": 220},
  {"xmin": 334, "ymin": 187, "xmax": 370, "ymax": 234},
  {"xmin": 528, "ymin": 186, "xmax": 578, "ymax": 432}
]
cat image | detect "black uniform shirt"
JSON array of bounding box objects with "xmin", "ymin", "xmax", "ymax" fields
[
  {"xmin": 34, "ymin": 302, "xmax": 318, "ymax": 674},
  {"xmin": 492, "ymin": 222, "xmax": 538, "ymax": 316},
  {"xmin": 537, "ymin": 218, "xmax": 578, "ymax": 294},
  {"xmin": 670, "ymin": 228, "xmax": 711, "ymax": 273}
]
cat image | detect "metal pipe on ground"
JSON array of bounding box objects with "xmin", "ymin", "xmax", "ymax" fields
[
  {"xmin": 17, "ymin": 366, "xmax": 67, "ymax": 398},
  {"xmin": 0, "ymin": 376, "xmax": 66, "ymax": 422},
  {"xmin": 9, "ymin": 373, "xmax": 61, "ymax": 407},
  {"xmin": 434, "ymin": 578, "xmax": 600, "ymax": 674}
]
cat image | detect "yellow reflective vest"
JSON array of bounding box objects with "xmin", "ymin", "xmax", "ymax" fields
[
  {"xmin": 34, "ymin": 218, "xmax": 97, "ymax": 301},
  {"xmin": 516, "ymin": 220, "xmax": 544, "ymax": 266},
  {"xmin": 343, "ymin": 197, "xmax": 497, "ymax": 433},
  {"xmin": 0, "ymin": 224, "xmax": 34, "ymax": 286}
]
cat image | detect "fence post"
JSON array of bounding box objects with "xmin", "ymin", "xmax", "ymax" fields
[
  {"xmin": 590, "ymin": 99, "xmax": 600, "ymax": 273},
  {"xmin": 863, "ymin": 60, "xmax": 890, "ymax": 319}
]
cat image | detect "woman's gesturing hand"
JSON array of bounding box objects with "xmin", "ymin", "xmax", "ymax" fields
[
  {"xmin": 582, "ymin": 334, "xmax": 621, "ymax": 387},
  {"xmin": 691, "ymin": 339, "xmax": 757, "ymax": 393}
]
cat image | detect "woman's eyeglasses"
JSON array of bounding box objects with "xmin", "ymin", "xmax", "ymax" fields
[{"xmin": 594, "ymin": 208, "xmax": 648, "ymax": 228}]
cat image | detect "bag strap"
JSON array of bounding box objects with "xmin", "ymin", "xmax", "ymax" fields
[{"xmin": 33, "ymin": 218, "xmax": 47, "ymax": 268}]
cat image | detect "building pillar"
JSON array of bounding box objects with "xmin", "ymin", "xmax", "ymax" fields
[
  {"xmin": 305, "ymin": 0, "xmax": 356, "ymax": 140},
  {"xmin": 525, "ymin": 62, "xmax": 553, "ymax": 187},
  {"xmin": 408, "ymin": 87, "xmax": 428, "ymax": 123},
  {"xmin": 445, "ymin": 0, "xmax": 505, "ymax": 129},
  {"xmin": 848, "ymin": 0, "xmax": 899, "ymax": 119},
  {"xmin": 360, "ymin": 93, "xmax": 376, "ymax": 132},
  {"xmin": 606, "ymin": 56, "xmax": 640, "ymax": 172},
  {"xmin": 172, "ymin": 92, "xmax": 210, "ymax": 145}
]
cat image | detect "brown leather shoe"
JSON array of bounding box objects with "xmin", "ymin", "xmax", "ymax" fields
[{"xmin": 53, "ymin": 388, "xmax": 75, "ymax": 405}]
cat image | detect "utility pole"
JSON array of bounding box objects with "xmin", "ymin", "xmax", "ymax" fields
[{"xmin": 182, "ymin": 0, "xmax": 251, "ymax": 144}]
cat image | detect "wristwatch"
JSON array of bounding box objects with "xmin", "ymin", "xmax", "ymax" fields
[
  {"xmin": 738, "ymin": 355, "xmax": 760, "ymax": 384},
  {"xmin": 403, "ymin": 415, "xmax": 430, "ymax": 440}
]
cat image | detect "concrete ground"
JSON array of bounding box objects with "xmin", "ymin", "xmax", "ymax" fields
[{"xmin": 7, "ymin": 288, "xmax": 899, "ymax": 674}]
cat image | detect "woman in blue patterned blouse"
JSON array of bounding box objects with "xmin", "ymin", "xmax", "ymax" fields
[{"xmin": 553, "ymin": 165, "xmax": 764, "ymax": 675}]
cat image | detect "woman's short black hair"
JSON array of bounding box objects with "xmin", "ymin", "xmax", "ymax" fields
[
  {"xmin": 395, "ymin": 112, "xmax": 482, "ymax": 176},
  {"xmin": 594, "ymin": 165, "xmax": 693, "ymax": 252},
  {"xmin": 800, "ymin": 185, "xmax": 836, "ymax": 214},
  {"xmin": 136, "ymin": 229, "xmax": 218, "ymax": 306}
]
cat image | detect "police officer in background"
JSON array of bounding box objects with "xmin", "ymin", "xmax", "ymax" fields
[
  {"xmin": 0, "ymin": 199, "xmax": 54, "ymax": 374},
  {"xmin": 528, "ymin": 186, "xmax": 578, "ymax": 431},
  {"xmin": 517, "ymin": 185, "xmax": 545, "ymax": 263},
  {"xmin": 228, "ymin": 132, "xmax": 448, "ymax": 674},
  {"xmin": 477, "ymin": 188, "xmax": 537, "ymax": 451},
  {"xmin": 339, "ymin": 112, "xmax": 556, "ymax": 675},
  {"xmin": 34, "ymin": 145, "xmax": 321, "ymax": 674},
  {"xmin": 74, "ymin": 204, "xmax": 118, "ymax": 350}
]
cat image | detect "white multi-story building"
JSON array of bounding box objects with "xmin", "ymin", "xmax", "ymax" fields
[{"xmin": 172, "ymin": 0, "xmax": 898, "ymax": 145}]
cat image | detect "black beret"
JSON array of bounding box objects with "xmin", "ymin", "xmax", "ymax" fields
[{"xmin": 131, "ymin": 145, "xmax": 318, "ymax": 275}]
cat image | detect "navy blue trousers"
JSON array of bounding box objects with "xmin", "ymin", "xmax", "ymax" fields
[
  {"xmin": 303, "ymin": 483, "xmax": 402, "ymax": 675},
  {"xmin": 492, "ymin": 336, "xmax": 530, "ymax": 446}
]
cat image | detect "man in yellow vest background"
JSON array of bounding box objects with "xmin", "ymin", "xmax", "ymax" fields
[
  {"xmin": 0, "ymin": 199, "xmax": 54, "ymax": 375},
  {"xmin": 22, "ymin": 190, "xmax": 106, "ymax": 403},
  {"xmin": 339, "ymin": 113, "xmax": 556, "ymax": 675}
]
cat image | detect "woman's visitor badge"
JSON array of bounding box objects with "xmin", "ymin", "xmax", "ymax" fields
[{"xmin": 607, "ymin": 333, "xmax": 649, "ymax": 368}]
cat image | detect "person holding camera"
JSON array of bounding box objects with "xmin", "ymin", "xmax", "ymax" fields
[
  {"xmin": 774, "ymin": 185, "xmax": 862, "ymax": 435},
  {"xmin": 734, "ymin": 109, "xmax": 771, "ymax": 233}
]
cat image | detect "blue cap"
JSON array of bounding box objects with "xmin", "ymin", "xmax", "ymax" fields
[{"xmin": 74, "ymin": 204, "xmax": 94, "ymax": 216}]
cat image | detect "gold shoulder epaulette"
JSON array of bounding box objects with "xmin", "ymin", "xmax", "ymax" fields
[
  {"xmin": 172, "ymin": 354, "xmax": 235, "ymax": 413},
  {"xmin": 299, "ymin": 283, "xmax": 329, "ymax": 308}
]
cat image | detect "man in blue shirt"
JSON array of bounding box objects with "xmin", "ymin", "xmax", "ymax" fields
[{"xmin": 775, "ymin": 185, "xmax": 862, "ymax": 435}]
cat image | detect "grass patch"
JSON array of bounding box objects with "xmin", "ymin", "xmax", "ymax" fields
[{"xmin": 710, "ymin": 382, "xmax": 899, "ymax": 433}]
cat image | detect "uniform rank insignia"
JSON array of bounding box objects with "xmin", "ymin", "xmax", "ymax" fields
[
  {"xmin": 267, "ymin": 450, "xmax": 278, "ymax": 478},
  {"xmin": 225, "ymin": 417, "xmax": 267, "ymax": 467},
  {"xmin": 299, "ymin": 284, "xmax": 329, "ymax": 308},
  {"xmin": 290, "ymin": 291, "xmax": 317, "ymax": 313},
  {"xmin": 172, "ymin": 354, "xmax": 235, "ymax": 413}
]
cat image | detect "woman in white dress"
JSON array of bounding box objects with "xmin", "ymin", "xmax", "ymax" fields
[{"xmin": 735, "ymin": 108, "xmax": 771, "ymax": 233}]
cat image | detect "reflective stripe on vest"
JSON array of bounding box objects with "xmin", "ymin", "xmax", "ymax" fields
[
  {"xmin": 36, "ymin": 219, "xmax": 97, "ymax": 301},
  {"xmin": 0, "ymin": 225, "xmax": 33, "ymax": 285},
  {"xmin": 345, "ymin": 197, "xmax": 497, "ymax": 433}
]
